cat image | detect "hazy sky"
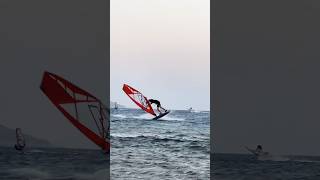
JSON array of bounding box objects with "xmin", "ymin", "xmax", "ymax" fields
[
  {"xmin": 214, "ymin": 0, "xmax": 320, "ymax": 156},
  {"xmin": 111, "ymin": 0, "xmax": 210, "ymax": 111},
  {"xmin": 0, "ymin": 0, "xmax": 108, "ymax": 149}
]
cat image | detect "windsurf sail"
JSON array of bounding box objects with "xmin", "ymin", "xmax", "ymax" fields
[
  {"xmin": 15, "ymin": 128, "xmax": 25, "ymax": 151},
  {"xmin": 122, "ymin": 84, "xmax": 156, "ymax": 116},
  {"xmin": 40, "ymin": 71, "xmax": 110, "ymax": 152}
]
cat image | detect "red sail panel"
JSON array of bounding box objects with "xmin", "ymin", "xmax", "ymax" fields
[
  {"xmin": 40, "ymin": 71, "xmax": 110, "ymax": 152},
  {"xmin": 122, "ymin": 84, "xmax": 156, "ymax": 116}
]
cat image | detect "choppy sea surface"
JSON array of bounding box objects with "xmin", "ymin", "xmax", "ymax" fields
[
  {"xmin": 111, "ymin": 108, "xmax": 210, "ymax": 180},
  {"xmin": 0, "ymin": 147, "xmax": 108, "ymax": 180},
  {"xmin": 214, "ymin": 153, "xmax": 320, "ymax": 180}
]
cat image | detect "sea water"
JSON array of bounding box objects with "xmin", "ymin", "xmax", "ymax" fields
[
  {"xmin": 0, "ymin": 108, "xmax": 210, "ymax": 180},
  {"xmin": 0, "ymin": 147, "xmax": 108, "ymax": 179},
  {"xmin": 111, "ymin": 108, "xmax": 210, "ymax": 179},
  {"xmin": 213, "ymin": 153, "xmax": 320, "ymax": 180}
]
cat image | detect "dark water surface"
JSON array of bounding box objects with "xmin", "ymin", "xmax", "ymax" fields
[
  {"xmin": 0, "ymin": 147, "xmax": 108, "ymax": 179},
  {"xmin": 214, "ymin": 153, "xmax": 320, "ymax": 180},
  {"xmin": 111, "ymin": 108, "xmax": 210, "ymax": 180}
]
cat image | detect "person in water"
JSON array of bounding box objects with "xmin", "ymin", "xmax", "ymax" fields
[{"xmin": 148, "ymin": 99, "xmax": 167, "ymax": 114}]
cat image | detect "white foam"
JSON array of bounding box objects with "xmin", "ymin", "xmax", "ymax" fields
[
  {"xmin": 292, "ymin": 158, "xmax": 320, "ymax": 163},
  {"xmin": 111, "ymin": 114, "xmax": 127, "ymax": 119},
  {"xmin": 130, "ymin": 113, "xmax": 185, "ymax": 121},
  {"xmin": 111, "ymin": 132, "xmax": 142, "ymax": 138},
  {"xmin": 29, "ymin": 149, "xmax": 44, "ymax": 153},
  {"xmin": 160, "ymin": 115, "xmax": 185, "ymax": 121},
  {"xmin": 131, "ymin": 113, "xmax": 154, "ymax": 119}
]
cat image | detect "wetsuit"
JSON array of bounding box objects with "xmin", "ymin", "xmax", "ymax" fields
[
  {"xmin": 149, "ymin": 99, "xmax": 161, "ymax": 107},
  {"xmin": 149, "ymin": 99, "xmax": 167, "ymax": 114}
]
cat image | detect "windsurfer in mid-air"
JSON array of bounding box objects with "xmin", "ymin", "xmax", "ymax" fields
[
  {"xmin": 149, "ymin": 99, "xmax": 167, "ymax": 114},
  {"xmin": 254, "ymin": 145, "xmax": 263, "ymax": 155},
  {"xmin": 245, "ymin": 144, "xmax": 269, "ymax": 157}
]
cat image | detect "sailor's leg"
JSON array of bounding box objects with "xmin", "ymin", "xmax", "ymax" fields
[{"xmin": 160, "ymin": 106, "xmax": 167, "ymax": 111}]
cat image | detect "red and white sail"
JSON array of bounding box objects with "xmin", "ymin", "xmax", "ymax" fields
[
  {"xmin": 122, "ymin": 84, "xmax": 156, "ymax": 116},
  {"xmin": 40, "ymin": 71, "xmax": 109, "ymax": 152}
]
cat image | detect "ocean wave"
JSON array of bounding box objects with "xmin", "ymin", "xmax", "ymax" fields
[
  {"xmin": 111, "ymin": 133, "xmax": 207, "ymax": 144},
  {"xmin": 110, "ymin": 108, "xmax": 209, "ymax": 179}
]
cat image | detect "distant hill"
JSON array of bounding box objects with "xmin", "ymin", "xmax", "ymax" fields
[
  {"xmin": 0, "ymin": 125, "xmax": 52, "ymax": 148},
  {"xmin": 110, "ymin": 101, "xmax": 126, "ymax": 109}
]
